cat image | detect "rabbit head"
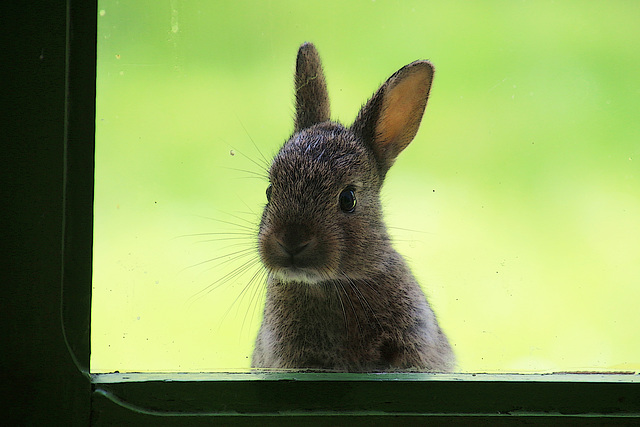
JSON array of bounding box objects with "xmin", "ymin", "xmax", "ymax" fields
[{"xmin": 258, "ymin": 42, "xmax": 434, "ymax": 286}]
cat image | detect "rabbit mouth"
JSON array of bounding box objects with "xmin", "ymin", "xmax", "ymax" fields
[
  {"xmin": 270, "ymin": 266, "xmax": 330, "ymax": 284},
  {"xmin": 260, "ymin": 225, "xmax": 338, "ymax": 284}
]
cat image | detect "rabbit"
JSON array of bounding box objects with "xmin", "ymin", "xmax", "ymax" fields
[{"xmin": 251, "ymin": 42, "xmax": 454, "ymax": 372}]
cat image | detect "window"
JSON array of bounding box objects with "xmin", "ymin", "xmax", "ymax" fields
[
  {"xmin": 64, "ymin": 0, "xmax": 640, "ymax": 423},
  {"xmin": 92, "ymin": 0, "xmax": 640, "ymax": 375}
]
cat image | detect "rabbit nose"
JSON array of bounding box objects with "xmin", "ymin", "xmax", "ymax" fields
[
  {"xmin": 277, "ymin": 239, "xmax": 310, "ymax": 257},
  {"xmin": 275, "ymin": 224, "xmax": 315, "ymax": 258}
]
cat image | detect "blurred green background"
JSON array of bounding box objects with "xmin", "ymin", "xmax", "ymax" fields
[{"xmin": 92, "ymin": 0, "xmax": 639, "ymax": 373}]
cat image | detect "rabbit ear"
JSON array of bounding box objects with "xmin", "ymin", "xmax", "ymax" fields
[
  {"xmin": 294, "ymin": 42, "xmax": 330, "ymax": 132},
  {"xmin": 351, "ymin": 61, "xmax": 434, "ymax": 175}
]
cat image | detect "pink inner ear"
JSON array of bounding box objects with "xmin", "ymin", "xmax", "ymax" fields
[{"xmin": 376, "ymin": 69, "xmax": 431, "ymax": 157}]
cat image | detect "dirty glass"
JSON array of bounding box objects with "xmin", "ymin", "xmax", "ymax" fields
[{"xmin": 92, "ymin": 0, "xmax": 640, "ymax": 373}]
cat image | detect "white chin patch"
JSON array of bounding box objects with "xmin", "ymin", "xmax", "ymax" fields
[{"xmin": 273, "ymin": 268, "xmax": 326, "ymax": 284}]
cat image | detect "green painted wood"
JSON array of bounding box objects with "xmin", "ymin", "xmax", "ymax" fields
[
  {"xmin": 91, "ymin": 389, "xmax": 640, "ymax": 427},
  {"xmin": 4, "ymin": 1, "xmax": 96, "ymax": 425},
  {"xmin": 6, "ymin": 1, "xmax": 639, "ymax": 426},
  {"xmin": 91, "ymin": 372, "xmax": 640, "ymax": 424}
]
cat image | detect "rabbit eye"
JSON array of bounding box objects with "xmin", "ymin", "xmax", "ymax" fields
[
  {"xmin": 266, "ymin": 184, "xmax": 273, "ymax": 202},
  {"xmin": 339, "ymin": 187, "xmax": 357, "ymax": 213}
]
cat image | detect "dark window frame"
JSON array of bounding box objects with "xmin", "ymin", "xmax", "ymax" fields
[{"xmin": 57, "ymin": 1, "xmax": 640, "ymax": 424}]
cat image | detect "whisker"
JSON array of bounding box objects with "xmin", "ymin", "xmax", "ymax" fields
[
  {"xmin": 219, "ymin": 211, "xmax": 261, "ymax": 229},
  {"xmin": 218, "ymin": 259, "xmax": 265, "ymax": 329},
  {"xmin": 220, "ymin": 166, "xmax": 269, "ymax": 181},
  {"xmin": 233, "ymin": 264, "xmax": 265, "ymax": 317},
  {"xmin": 176, "ymin": 232, "xmax": 254, "ymax": 238},
  {"xmin": 192, "ymin": 237, "xmax": 255, "ymax": 245},
  {"xmin": 387, "ymin": 226, "xmax": 433, "ymax": 234},
  {"xmin": 195, "ymin": 218, "xmax": 257, "ymax": 234},
  {"xmin": 250, "ymin": 269, "xmax": 268, "ymax": 326},
  {"xmin": 342, "ymin": 281, "xmax": 362, "ymax": 333},
  {"xmin": 236, "ymin": 117, "xmax": 271, "ymax": 169},
  {"xmin": 241, "ymin": 268, "xmax": 268, "ymax": 333},
  {"xmin": 341, "ymin": 272, "xmax": 383, "ymax": 333},
  {"xmin": 182, "ymin": 247, "xmax": 256, "ymax": 272},
  {"xmin": 237, "ymin": 199, "xmax": 261, "ymax": 219},
  {"xmin": 228, "ymin": 145, "xmax": 270, "ymax": 177},
  {"xmin": 186, "ymin": 255, "xmax": 260, "ymax": 305},
  {"xmin": 332, "ymin": 280, "xmax": 349, "ymax": 338}
]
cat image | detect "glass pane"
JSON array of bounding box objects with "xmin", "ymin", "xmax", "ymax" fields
[{"xmin": 92, "ymin": 0, "xmax": 640, "ymax": 373}]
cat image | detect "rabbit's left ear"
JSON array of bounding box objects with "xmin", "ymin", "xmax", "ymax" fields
[
  {"xmin": 351, "ymin": 61, "xmax": 434, "ymax": 175},
  {"xmin": 294, "ymin": 42, "xmax": 330, "ymax": 132}
]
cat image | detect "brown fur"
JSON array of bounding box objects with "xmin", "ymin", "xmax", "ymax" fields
[{"xmin": 252, "ymin": 42, "xmax": 454, "ymax": 372}]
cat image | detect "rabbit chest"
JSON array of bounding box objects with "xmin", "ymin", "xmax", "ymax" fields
[{"xmin": 253, "ymin": 272, "xmax": 446, "ymax": 371}]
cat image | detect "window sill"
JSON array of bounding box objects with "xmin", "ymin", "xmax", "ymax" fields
[{"xmin": 91, "ymin": 372, "xmax": 640, "ymax": 424}]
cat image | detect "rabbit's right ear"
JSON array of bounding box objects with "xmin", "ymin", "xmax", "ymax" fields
[
  {"xmin": 351, "ymin": 61, "xmax": 434, "ymax": 176},
  {"xmin": 294, "ymin": 42, "xmax": 330, "ymax": 132}
]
